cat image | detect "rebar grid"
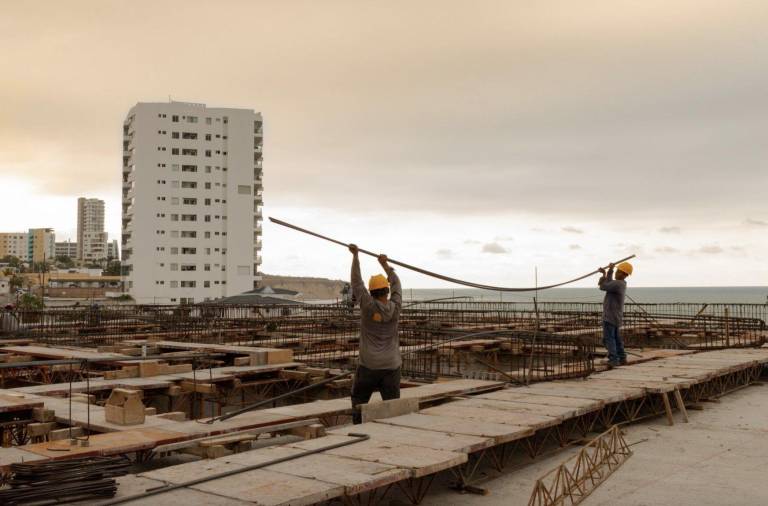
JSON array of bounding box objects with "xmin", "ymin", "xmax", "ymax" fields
[{"xmin": 1, "ymin": 302, "xmax": 764, "ymax": 382}]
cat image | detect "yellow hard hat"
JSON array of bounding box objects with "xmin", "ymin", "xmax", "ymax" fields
[
  {"xmin": 368, "ymin": 274, "xmax": 389, "ymax": 291},
  {"xmin": 617, "ymin": 262, "xmax": 633, "ymax": 275}
]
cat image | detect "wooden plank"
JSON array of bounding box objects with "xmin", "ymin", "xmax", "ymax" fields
[
  {"xmin": 475, "ymin": 390, "xmax": 604, "ymax": 413},
  {"xmin": 144, "ymin": 453, "xmax": 345, "ymax": 506},
  {"xmin": 376, "ymin": 413, "xmax": 533, "ymax": 444},
  {"xmin": 24, "ymin": 428, "xmax": 187, "ymax": 459},
  {"xmin": 328, "ymin": 422, "xmax": 493, "ymax": 453},
  {"xmin": 289, "ymin": 435, "xmax": 466, "ymax": 479},
  {"xmin": 220, "ymin": 446, "xmax": 410, "ymax": 496},
  {"xmin": 422, "ymin": 402, "xmax": 559, "ymax": 430},
  {"xmin": 452, "ymin": 397, "xmax": 580, "ymax": 420}
]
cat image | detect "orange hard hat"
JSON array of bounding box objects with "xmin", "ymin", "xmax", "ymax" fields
[{"xmin": 368, "ymin": 274, "xmax": 389, "ymax": 291}]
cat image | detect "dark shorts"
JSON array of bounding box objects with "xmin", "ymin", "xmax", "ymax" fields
[{"xmin": 351, "ymin": 365, "xmax": 401, "ymax": 424}]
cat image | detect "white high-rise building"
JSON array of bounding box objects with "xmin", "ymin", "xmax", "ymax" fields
[
  {"xmin": 77, "ymin": 197, "xmax": 107, "ymax": 262},
  {"xmin": 122, "ymin": 101, "xmax": 264, "ymax": 304}
]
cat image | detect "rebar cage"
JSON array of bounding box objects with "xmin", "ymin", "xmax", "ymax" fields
[{"xmin": 0, "ymin": 301, "xmax": 764, "ymax": 382}]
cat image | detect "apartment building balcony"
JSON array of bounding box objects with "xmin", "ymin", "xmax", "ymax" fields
[{"xmin": 253, "ymin": 251, "xmax": 262, "ymax": 264}]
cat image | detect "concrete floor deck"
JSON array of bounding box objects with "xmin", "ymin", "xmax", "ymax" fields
[{"xmin": 416, "ymin": 382, "xmax": 768, "ymax": 506}]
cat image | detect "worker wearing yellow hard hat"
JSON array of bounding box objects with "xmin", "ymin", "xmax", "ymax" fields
[
  {"xmin": 348, "ymin": 243, "xmax": 403, "ymax": 424},
  {"xmin": 598, "ymin": 261, "xmax": 633, "ymax": 368}
]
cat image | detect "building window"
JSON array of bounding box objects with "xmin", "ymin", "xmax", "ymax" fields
[
  {"xmin": 204, "ymin": 264, "xmax": 211, "ymax": 271},
  {"xmin": 204, "ymin": 182, "xmax": 211, "ymax": 189},
  {"xmin": 171, "ymin": 180, "xmax": 179, "ymax": 188},
  {"xmin": 171, "ymin": 164, "xmax": 179, "ymax": 172},
  {"xmin": 181, "ymin": 247, "xmax": 197, "ymax": 254},
  {"xmin": 172, "ymin": 132, "xmax": 179, "ymax": 139},
  {"xmin": 205, "ymin": 166, "xmax": 211, "ymax": 173},
  {"xmin": 204, "ymin": 281, "xmax": 210, "ymax": 288},
  {"xmin": 181, "ymin": 148, "xmax": 197, "ymax": 156},
  {"xmin": 171, "ymin": 197, "xmax": 179, "ymax": 205},
  {"xmin": 187, "ymin": 116, "xmax": 198, "ymax": 123},
  {"xmin": 170, "ymin": 281, "xmax": 178, "ymax": 288},
  {"xmin": 205, "ymin": 117, "xmax": 212, "ymax": 125},
  {"xmin": 204, "ymin": 198, "xmax": 211, "ymax": 206},
  {"xmin": 204, "ymin": 215, "xmax": 211, "ymax": 222},
  {"xmin": 180, "ymin": 265, "xmax": 196, "ymax": 271},
  {"xmin": 182, "ymin": 132, "xmax": 198, "ymax": 139},
  {"xmin": 205, "ymin": 134, "xmax": 212, "ymax": 141},
  {"xmin": 182, "ymin": 198, "xmax": 197, "ymax": 205},
  {"xmin": 205, "ymin": 150, "xmax": 212, "ymax": 157},
  {"xmin": 170, "ymin": 263, "xmax": 178, "ymax": 271},
  {"xmin": 172, "ymin": 115, "xmax": 179, "ymax": 122},
  {"xmin": 238, "ymin": 185, "xmax": 251, "ymax": 195},
  {"xmin": 181, "ymin": 181, "xmax": 197, "ymax": 189},
  {"xmin": 181, "ymin": 214, "xmax": 197, "ymax": 222},
  {"xmin": 181, "ymin": 231, "xmax": 197, "ymax": 238},
  {"xmin": 181, "ymin": 165, "xmax": 197, "ymax": 172},
  {"xmin": 171, "ymin": 148, "xmax": 179, "ymax": 155},
  {"xmin": 170, "ymin": 214, "xmax": 179, "ymax": 221},
  {"xmin": 170, "ymin": 247, "xmax": 179, "ymax": 255}
]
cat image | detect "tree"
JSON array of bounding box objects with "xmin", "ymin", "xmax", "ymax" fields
[
  {"xmin": 1, "ymin": 256, "xmax": 22, "ymax": 269},
  {"xmin": 18, "ymin": 293, "xmax": 43, "ymax": 310},
  {"xmin": 104, "ymin": 260, "xmax": 122, "ymax": 276},
  {"xmin": 55, "ymin": 255, "xmax": 75, "ymax": 268},
  {"xmin": 9, "ymin": 274, "xmax": 23, "ymax": 291}
]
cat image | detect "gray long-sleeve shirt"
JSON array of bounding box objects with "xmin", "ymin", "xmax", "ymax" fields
[
  {"xmin": 598, "ymin": 268, "xmax": 627, "ymax": 326},
  {"xmin": 351, "ymin": 255, "xmax": 402, "ymax": 370}
]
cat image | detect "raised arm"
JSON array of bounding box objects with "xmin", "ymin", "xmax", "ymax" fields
[
  {"xmin": 379, "ymin": 254, "xmax": 402, "ymax": 309},
  {"xmin": 598, "ymin": 265, "xmax": 623, "ymax": 293},
  {"xmin": 350, "ymin": 245, "xmax": 372, "ymax": 307}
]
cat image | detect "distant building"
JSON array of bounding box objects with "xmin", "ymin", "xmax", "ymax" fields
[
  {"xmin": 27, "ymin": 228, "xmax": 55, "ymax": 263},
  {"xmin": 107, "ymin": 239, "xmax": 119, "ymax": 261},
  {"xmin": 122, "ymin": 101, "xmax": 264, "ymax": 304},
  {"xmin": 55, "ymin": 240, "xmax": 78, "ymax": 259},
  {"xmin": 77, "ymin": 197, "xmax": 108, "ymax": 262},
  {"xmin": 0, "ymin": 233, "xmax": 29, "ymax": 261}
]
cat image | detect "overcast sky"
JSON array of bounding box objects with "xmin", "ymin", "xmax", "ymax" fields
[{"xmin": 1, "ymin": 1, "xmax": 767, "ymax": 287}]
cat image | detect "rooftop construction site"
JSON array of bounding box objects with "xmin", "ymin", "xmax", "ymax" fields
[
  {"xmin": 0, "ymin": 288, "xmax": 766, "ymax": 504},
  {"xmin": 4, "ymin": 3, "xmax": 768, "ymax": 505}
]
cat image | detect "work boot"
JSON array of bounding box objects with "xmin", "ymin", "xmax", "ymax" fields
[{"xmin": 619, "ymin": 358, "xmax": 628, "ymax": 366}]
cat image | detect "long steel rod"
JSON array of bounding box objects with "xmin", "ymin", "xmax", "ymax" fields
[
  {"xmin": 270, "ymin": 217, "xmax": 635, "ymax": 292},
  {"xmin": 99, "ymin": 433, "xmax": 371, "ymax": 505}
]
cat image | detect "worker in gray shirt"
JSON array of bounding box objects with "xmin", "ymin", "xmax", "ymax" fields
[
  {"xmin": 598, "ymin": 261, "xmax": 633, "ymax": 367},
  {"xmin": 348, "ymin": 244, "xmax": 402, "ymax": 424}
]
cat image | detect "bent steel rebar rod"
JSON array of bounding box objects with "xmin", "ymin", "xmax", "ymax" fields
[{"xmin": 270, "ymin": 217, "xmax": 635, "ymax": 292}]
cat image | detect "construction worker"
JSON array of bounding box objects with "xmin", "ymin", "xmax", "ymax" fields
[
  {"xmin": 348, "ymin": 244, "xmax": 402, "ymax": 424},
  {"xmin": 598, "ymin": 261, "xmax": 633, "ymax": 367}
]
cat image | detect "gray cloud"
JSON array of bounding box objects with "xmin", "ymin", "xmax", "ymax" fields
[
  {"xmin": 436, "ymin": 248, "xmax": 453, "ymax": 259},
  {"xmin": 569, "ymin": 244, "xmax": 581, "ymax": 250},
  {"xmin": 481, "ymin": 242, "xmax": 508, "ymax": 254},
  {"xmin": 744, "ymin": 219, "xmax": 768, "ymax": 227},
  {"xmin": 659, "ymin": 227, "xmax": 681, "ymax": 234},
  {"xmin": 699, "ymin": 245, "xmax": 724, "ymax": 254},
  {"xmin": 562, "ymin": 227, "xmax": 584, "ymax": 234},
  {"xmin": 1, "ymin": 2, "xmax": 767, "ymax": 226}
]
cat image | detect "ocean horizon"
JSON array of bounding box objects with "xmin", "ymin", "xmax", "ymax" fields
[{"xmin": 403, "ymin": 286, "xmax": 768, "ymax": 304}]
